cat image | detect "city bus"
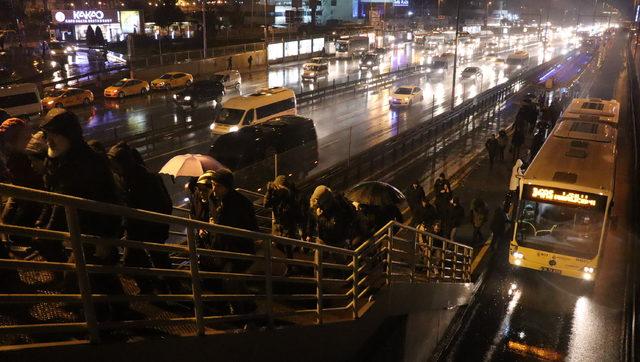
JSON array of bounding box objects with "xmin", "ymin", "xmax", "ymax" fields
[
  {"xmin": 335, "ymin": 36, "xmax": 369, "ymax": 59},
  {"xmin": 210, "ymin": 87, "xmax": 297, "ymax": 135},
  {"xmin": 561, "ymin": 98, "xmax": 620, "ymax": 128},
  {"xmin": 509, "ymin": 102, "xmax": 619, "ymax": 281}
]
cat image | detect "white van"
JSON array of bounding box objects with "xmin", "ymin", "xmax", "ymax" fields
[
  {"xmin": 301, "ymin": 62, "xmax": 329, "ymax": 81},
  {"xmin": 210, "ymin": 87, "xmax": 297, "ymax": 135},
  {"xmin": 211, "ymin": 70, "xmax": 242, "ymax": 89},
  {"xmin": 0, "ymin": 83, "xmax": 42, "ymax": 118}
]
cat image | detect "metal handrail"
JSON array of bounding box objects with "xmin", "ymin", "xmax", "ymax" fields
[{"xmin": 0, "ymin": 182, "xmax": 472, "ymax": 348}]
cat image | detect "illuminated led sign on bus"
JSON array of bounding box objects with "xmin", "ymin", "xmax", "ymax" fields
[{"xmin": 529, "ymin": 187, "xmax": 597, "ymax": 207}]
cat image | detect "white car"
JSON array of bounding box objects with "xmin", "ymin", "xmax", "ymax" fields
[{"xmin": 389, "ymin": 86, "xmax": 423, "ymax": 107}]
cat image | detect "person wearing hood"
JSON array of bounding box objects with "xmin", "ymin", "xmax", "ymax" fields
[
  {"xmin": 37, "ymin": 109, "xmax": 124, "ymax": 319},
  {"xmin": 108, "ymin": 141, "xmax": 176, "ymax": 294},
  {"xmin": 0, "ymin": 119, "xmax": 45, "ymax": 247},
  {"xmin": 405, "ymin": 182, "xmax": 426, "ymax": 226},
  {"xmin": 506, "ymin": 159, "xmax": 525, "ymax": 215},
  {"xmin": 264, "ymin": 175, "xmax": 301, "ymax": 259},
  {"xmin": 305, "ymin": 185, "xmax": 360, "ymax": 249}
]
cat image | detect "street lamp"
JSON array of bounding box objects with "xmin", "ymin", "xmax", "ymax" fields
[
  {"xmin": 202, "ymin": 0, "xmax": 207, "ymax": 57},
  {"xmin": 485, "ymin": 1, "xmax": 492, "ymax": 27},
  {"xmin": 451, "ymin": 0, "xmax": 461, "ymax": 110}
]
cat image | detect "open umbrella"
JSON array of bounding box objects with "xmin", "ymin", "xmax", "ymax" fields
[
  {"xmin": 346, "ymin": 181, "xmax": 406, "ymax": 206},
  {"xmin": 159, "ymin": 154, "xmax": 224, "ymax": 177}
]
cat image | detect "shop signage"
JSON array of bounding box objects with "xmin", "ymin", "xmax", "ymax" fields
[
  {"xmin": 52, "ymin": 10, "xmax": 118, "ymax": 24},
  {"xmin": 393, "ymin": 0, "xmax": 409, "ymax": 6}
]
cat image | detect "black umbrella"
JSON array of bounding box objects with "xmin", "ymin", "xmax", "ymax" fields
[{"xmin": 346, "ymin": 181, "xmax": 406, "ymax": 206}]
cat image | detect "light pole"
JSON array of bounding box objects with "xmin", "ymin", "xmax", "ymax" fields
[
  {"xmin": 485, "ymin": 1, "xmax": 492, "ymax": 27},
  {"xmin": 202, "ymin": 0, "xmax": 207, "ymax": 57},
  {"xmin": 450, "ymin": 0, "xmax": 461, "ymax": 110}
]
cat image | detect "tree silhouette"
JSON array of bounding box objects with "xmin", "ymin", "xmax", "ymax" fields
[
  {"xmin": 85, "ymin": 25, "xmax": 95, "ymax": 45},
  {"xmin": 95, "ymin": 26, "xmax": 105, "ymax": 44},
  {"xmin": 153, "ymin": 0, "xmax": 184, "ymax": 30}
]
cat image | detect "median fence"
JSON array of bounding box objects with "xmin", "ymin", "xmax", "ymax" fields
[
  {"xmin": 0, "ymin": 182, "xmax": 472, "ymax": 348},
  {"xmin": 225, "ymin": 50, "xmax": 575, "ymax": 196}
]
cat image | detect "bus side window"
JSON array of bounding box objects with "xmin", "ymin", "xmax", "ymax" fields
[{"xmin": 244, "ymin": 109, "xmax": 255, "ymax": 125}]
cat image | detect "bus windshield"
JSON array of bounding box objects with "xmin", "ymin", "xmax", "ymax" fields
[
  {"xmin": 216, "ymin": 108, "xmax": 246, "ymax": 125},
  {"xmin": 336, "ymin": 42, "xmax": 349, "ymax": 52},
  {"xmin": 515, "ymin": 199, "xmax": 605, "ymax": 258}
]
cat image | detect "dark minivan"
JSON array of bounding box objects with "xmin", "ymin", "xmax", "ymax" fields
[
  {"xmin": 209, "ymin": 115, "xmax": 318, "ymax": 188},
  {"xmin": 173, "ymin": 79, "xmax": 224, "ymax": 110}
]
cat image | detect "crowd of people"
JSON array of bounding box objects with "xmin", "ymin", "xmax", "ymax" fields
[{"xmin": 0, "ymin": 90, "xmax": 564, "ymax": 321}]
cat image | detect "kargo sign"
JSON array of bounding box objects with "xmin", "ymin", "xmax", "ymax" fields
[{"xmin": 52, "ymin": 9, "xmax": 117, "ymax": 24}]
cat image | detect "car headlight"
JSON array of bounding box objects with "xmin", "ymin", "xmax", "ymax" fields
[
  {"xmin": 426, "ymin": 68, "xmax": 431, "ymax": 72},
  {"xmin": 184, "ymin": 96, "xmax": 191, "ymax": 101},
  {"xmin": 367, "ymin": 61, "xmax": 372, "ymax": 65},
  {"xmin": 229, "ymin": 126, "xmax": 239, "ymax": 132},
  {"xmin": 517, "ymin": 65, "xmax": 522, "ymax": 69},
  {"xmin": 47, "ymin": 100, "xmax": 54, "ymax": 105},
  {"xmin": 404, "ymin": 97, "xmax": 410, "ymax": 101},
  {"xmin": 438, "ymin": 69, "xmax": 444, "ymax": 73},
  {"xmin": 172, "ymin": 94, "xmax": 177, "ymax": 99},
  {"xmin": 582, "ymin": 272, "xmax": 593, "ymax": 280},
  {"xmin": 65, "ymin": 46, "xmax": 72, "ymax": 52},
  {"xmin": 50, "ymin": 50, "xmax": 56, "ymax": 55},
  {"xmin": 583, "ymin": 266, "xmax": 595, "ymax": 273},
  {"xmin": 209, "ymin": 123, "xmax": 216, "ymax": 130}
]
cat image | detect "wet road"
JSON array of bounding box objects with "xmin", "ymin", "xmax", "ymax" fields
[
  {"xmin": 443, "ymin": 33, "xmax": 631, "ymax": 362},
  {"xmin": 23, "ymin": 35, "xmax": 574, "ymax": 204}
]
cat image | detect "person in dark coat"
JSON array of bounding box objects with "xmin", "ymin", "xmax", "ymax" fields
[
  {"xmin": 489, "ymin": 206, "xmax": 510, "ymax": 250},
  {"xmin": 511, "ymin": 129, "xmax": 525, "ymax": 162},
  {"xmin": 433, "ymin": 173, "xmax": 452, "ymax": 215},
  {"xmin": 529, "ymin": 129, "xmax": 546, "ymax": 162},
  {"xmin": 38, "ymin": 109, "xmax": 124, "ymax": 320},
  {"xmin": 108, "ymin": 141, "xmax": 177, "ymax": 294},
  {"xmin": 227, "ymin": 56, "xmax": 233, "ymax": 70},
  {"xmin": 305, "ymin": 185, "xmax": 360, "ymax": 249},
  {"xmin": 405, "ymin": 182, "xmax": 426, "ymax": 225},
  {"xmin": 413, "ymin": 198, "xmax": 438, "ymax": 230},
  {"xmin": 470, "ymin": 198, "xmax": 489, "ymax": 246},
  {"xmin": 264, "ymin": 175, "xmax": 301, "ymax": 258},
  {"xmin": 448, "ymin": 196, "xmax": 464, "ymax": 242},
  {"xmin": 485, "ymin": 134, "xmax": 499, "ymax": 168},
  {"xmin": 0, "ymin": 119, "xmax": 44, "ymax": 244},
  {"xmin": 497, "ymin": 130, "xmax": 508, "ymax": 162},
  {"xmin": 200, "ymin": 169, "xmax": 258, "ymax": 270},
  {"xmin": 199, "ymin": 169, "xmax": 258, "ymax": 315}
]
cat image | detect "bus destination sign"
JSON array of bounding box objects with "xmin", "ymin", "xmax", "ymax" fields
[{"xmin": 528, "ymin": 186, "xmax": 598, "ymax": 207}]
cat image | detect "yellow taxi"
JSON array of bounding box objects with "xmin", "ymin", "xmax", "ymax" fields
[
  {"xmin": 41, "ymin": 87, "xmax": 94, "ymax": 109},
  {"xmin": 150, "ymin": 72, "xmax": 194, "ymax": 90},
  {"xmin": 104, "ymin": 78, "xmax": 150, "ymax": 98}
]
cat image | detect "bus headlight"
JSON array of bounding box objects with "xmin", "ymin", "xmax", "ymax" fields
[
  {"xmin": 513, "ymin": 252, "xmax": 524, "ymax": 259},
  {"xmin": 183, "ymin": 96, "xmax": 191, "ymax": 101},
  {"xmin": 582, "ymin": 273, "xmax": 593, "ymax": 280},
  {"xmin": 583, "ymin": 266, "xmax": 594, "ymax": 273},
  {"xmin": 209, "ymin": 123, "xmax": 216, "ymax": 130}
]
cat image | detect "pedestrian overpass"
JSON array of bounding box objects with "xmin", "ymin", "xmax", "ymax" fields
[{"xmin": 0, "ymin": 183, "xmax": 474, "ymax": 361}]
